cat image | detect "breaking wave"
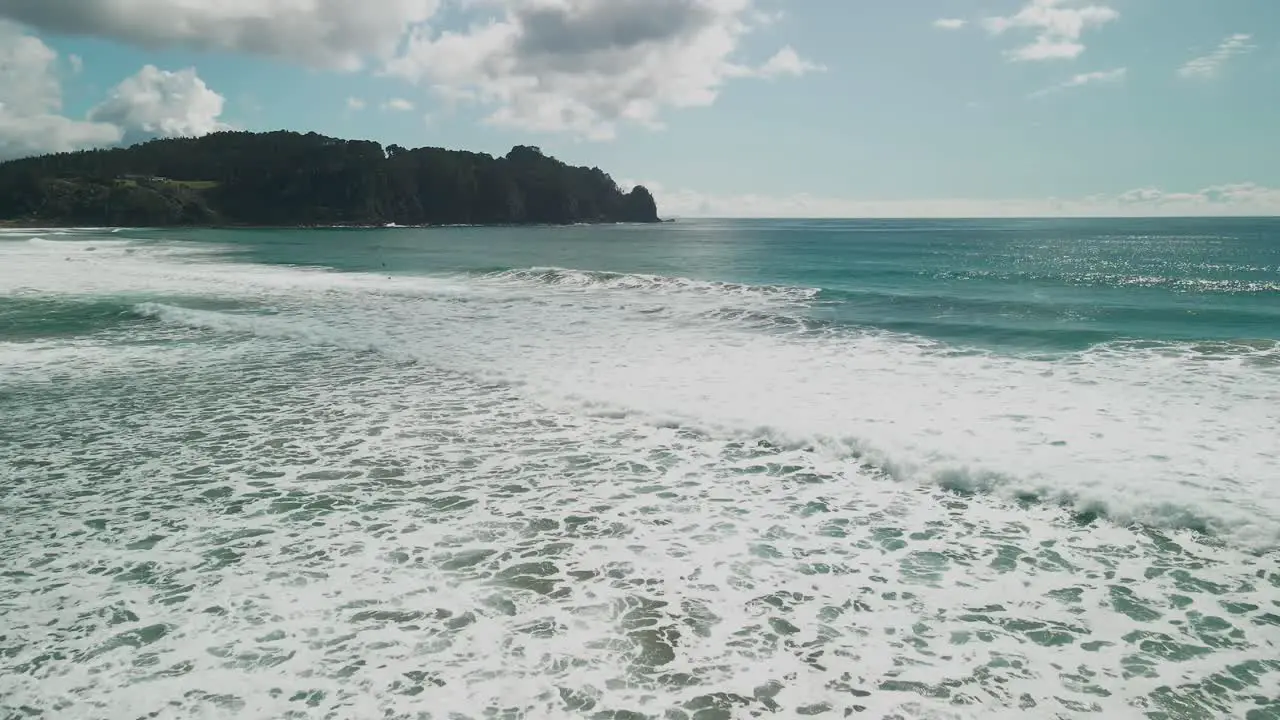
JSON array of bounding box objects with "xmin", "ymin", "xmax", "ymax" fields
[
  {"xmin": 480, "ymin": 266, "xmax": 823, "ymax": 301},
  {"xmin": 133, "ymin": 297, "xmax": 1280, "ymax": 551}
]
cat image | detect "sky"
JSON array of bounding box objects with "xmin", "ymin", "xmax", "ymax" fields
[{"xmin": 0, "ymin": 0, "xmax": 1277, "ymax": 218}]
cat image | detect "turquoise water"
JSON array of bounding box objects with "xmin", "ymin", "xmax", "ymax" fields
[
  {"xmin": 200, "ymin": 218, "xmax": 1280, "ymax": 351},
  {"xmin": 2, "ymin": 220, "xmax": 1279, "ymax": 719}
]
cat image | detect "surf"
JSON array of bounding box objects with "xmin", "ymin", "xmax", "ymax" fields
[
  {"xmin": 130, "ymin": 266, "xmax": 1280, "ymax": 551},
  {"xmin": 5, "ymin": 221, "xmax": 1280, "ymax": 719}
]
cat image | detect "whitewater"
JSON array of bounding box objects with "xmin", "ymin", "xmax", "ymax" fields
[{"xmin": 1, "ymin": 221, "xmax": 1278, "ymax": 719}]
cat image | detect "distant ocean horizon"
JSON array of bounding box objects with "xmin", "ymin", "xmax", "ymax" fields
[
  {"xmin": 3, "ymin": 217, "xmax": 1278, "ymax": 718},
  {"xmin": 8, "ymin": 212, "xmax": 1280, "ymax": 228},
  {"xmin": 665, "ymin": 214, "xmax": 1280, "ymax": 222}
]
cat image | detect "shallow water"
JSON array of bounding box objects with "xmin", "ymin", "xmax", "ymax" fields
[{"xmin": 2, "ymin": 220, "xmax": 1279, "ymax": 719}]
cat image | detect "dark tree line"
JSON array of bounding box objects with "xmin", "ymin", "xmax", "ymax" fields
[{"xmin": 0, "ymin": 131, "xmax": 660, "ymax": 227}]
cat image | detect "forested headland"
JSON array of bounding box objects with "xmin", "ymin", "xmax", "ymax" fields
[{"xmin": 0, "ymin": 131, "xmax": 660, "ymax": 227}]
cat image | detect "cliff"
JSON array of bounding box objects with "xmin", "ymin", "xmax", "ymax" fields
[{"xmin": 0, "ymin": 131, "xmax": 660, "ymax": 227}]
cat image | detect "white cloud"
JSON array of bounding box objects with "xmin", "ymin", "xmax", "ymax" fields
[
  {"xmin": 1109, "ymin": 183, "xmax": 1280, "ymax": 212},
  {"xmin": 984, "ymin": 0, "xmax": 1118, "ymax": 62},
  {"xmin": 751, "ymin": 9, "xmax": 785, "ymax": 26},
  {"xmin": 0, "ymin": 22, "xmax": 233, "ymax": 161},
  {"xmin": 0, "ymin": 112, "xmax": 123, "ymax": 162},
  {"xmin": 346, "ymin": 97, "xmax": 366, "ymax": 111},
  {"xmin": 1030, "ymin": 66, "xmax": 1126, "ymax": 97},
  {"xmin": 68, "ymin": 53, "xmax": 83, "ymax": 74},
  {"xmin": 382, "ymin": 97, "xmax": 415, "ymax": 112},
  {"xmin": 1005, "ymin": 36, "xmax": 1088, "ymax": 61},
  {"xmin": 0, "ymin": 0, "xmax": 442, "ymax": 70},
  {"xmin": 0, "ymin": 20, "xmax": 60, "ymax": 114},
  {"xmin": 0, "ymin": 0, "xmax": 815, "ymax": 141},
  {"xmin": 1062, "ymin": 66, "xmax": 1126, "ymax": 87},
  {"xmin": 1178, "ymin": 34, "xmax": 1254, "ymax": 79},
  {"xmin": 385, "ymin": 0, "xmax": 820, "ymax": 140},
  {"xmin": 0, "ymin": 21, "xmax": 121, "ymax": 160},
  {"xmin": 89, "ymin": 65, "xmax": 228, "ymax": 145},
  {"xmin": 631, "ymin": 181, "xmax": 1280, "ymax": 219},
  {"xmin": 754, "ymin": 46, "xmax": 825, "ymax": 79},
  {"xmin": 933, "ymin": 18, "xmax": 967, "ymax": 31}
]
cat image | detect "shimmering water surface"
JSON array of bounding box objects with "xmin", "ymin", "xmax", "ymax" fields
[{"xmin": 2, "ymin": 219, "xmax": 1279, "ymax": 719}]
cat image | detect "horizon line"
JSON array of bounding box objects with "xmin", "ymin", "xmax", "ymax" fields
[{"xmin": 665, "ymin": 215, "xmax": 1280, "ymax": 221}]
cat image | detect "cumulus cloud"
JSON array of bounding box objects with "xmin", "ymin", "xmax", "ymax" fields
[
  {"xmin": 631, "ymin": 180, "xmax": 1280, "ymax": 219},
  {"xmin": 0, "ymin": 0, "xmax": 815, "ymax": 140},
  {"xmin": 0, "ymin": 21, "xmax": 60, "ymax": 114},
  {"xmin": 0, "ymin": 0, "xmax": 441, "ymax": 70},
  {"xmin": 346, "ymin": 97, "xmax": 367, "ymax": 111},
  {"xmin": 1178, "ymin": 34, "xmax": 1253, "ymax": 79},
  {"xmin": 0, "ymin": 22, "xmax": 231, "ymax": 161},
  {"xmin": 1030, "ymin": 66, "xmax": 1126, "ymax": 97},
  {"xmin": 0, "ymin": 21, "xmax": 120, "ymax": 160},
  {"xmin": 89, "ymin": 65, "xmax": 228, "ymax": 145},
  {"xmin": 933, "ymin": 18, "xmax": 967, "ymax": 30},
  {"xmin": 386, "ymin": 0, "xmax": 821, "ymax": 140},
  {"xmin": 382, "ymin": 97, "xmax": 415, "ymax": 112},
  {"xmin": 983, "ymin": 0, "xmax": 1118, "ymax": 61}
]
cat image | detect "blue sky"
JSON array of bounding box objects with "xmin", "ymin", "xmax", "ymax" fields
[{"xmin": 1, "ymin": 0, "xmax": 1276, "ymax": 217}]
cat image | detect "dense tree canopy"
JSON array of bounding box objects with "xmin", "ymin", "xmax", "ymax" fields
[{"xmin": 0, "ymin": 131, "xmax": 660, "ymax": 227}]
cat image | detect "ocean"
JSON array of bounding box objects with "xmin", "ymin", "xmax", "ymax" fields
[{"xmin": 1, "ymin": 218, "xmax": 1278, "ymax": 719}]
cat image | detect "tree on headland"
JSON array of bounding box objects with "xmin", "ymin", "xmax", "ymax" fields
[{"xmin": 0, "ymin": 131, "xmax": 661, "ymax": 227}]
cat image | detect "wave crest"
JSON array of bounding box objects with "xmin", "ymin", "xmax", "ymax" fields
[{"xmin": 481, "ymin": 267, "xmax": 822, "ymax": 301}]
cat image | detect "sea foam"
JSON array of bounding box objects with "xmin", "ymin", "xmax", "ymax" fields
[
  {"xmin": 4, "ymin": 235, "xmax": 1276, "ymax": 548},
  {"xmin": 114, "ymin": 261, "xmax": 1280, "ymax": 550},
  {"xmin": 4, "ymin": 231, "xmax": 1280, "ymax": 719}
]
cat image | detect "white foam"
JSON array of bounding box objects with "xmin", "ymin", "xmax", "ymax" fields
[
  {"xmin": 5, "ymin": 243, "xmax": 1280, "ymax": 718},
  {"xmin": 126, "ymin": 285, "xmax": 1280, "ymax": 551},
  {"xmin": 25, "ymin": 236, "xmax": 134, "ymax": 249},
  {"xmin": 0, "ymin": 235, "xmax": 479, "ymax": 301},
  {"xmin": 483, "ymin": 266, "xmax": 822, "ymax": 300},
  {"xmin": 0, "ymin": 334, "xmax": 263, "ymax": 387},
  {"xmin": 5, "ymin": 231, "xmax": 1278, "ymax": 547},
  {"xmin": 6, "ymin": 229, "xmax": 1277, "ymax": 545},
  {"xmin": 3, "ymin": 341, "xmax": 1278, "ymax": 718}
]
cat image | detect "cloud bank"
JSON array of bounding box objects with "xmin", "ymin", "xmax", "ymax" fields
[
  {"xmin": 0, "ymin": 0, "xmax": 817, "ymax": 141},
  {"xmin": 385, "ymin": 0, "xmax": 822, "ymax": 139},
  {"xmin": 633, "ymin": 181, "xmax": 1280, "ymax": 219},
  {"xmin": 0, "ymin": 22, "xmax": 227, "ymax": 160},
  {"xmin": 0, "ymin": 21, "xmax": 120, "ymax": 160},
  {"xmin": 0, "ymin": 0, "xmax": 441, "ymax": 71}
]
